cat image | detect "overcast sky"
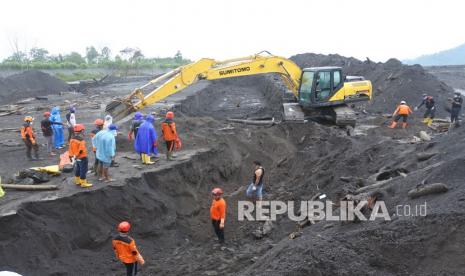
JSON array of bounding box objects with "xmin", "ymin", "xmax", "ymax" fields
[{"xmin": 1, "ymin": 0, "xmax": 464, "ymax": 62}]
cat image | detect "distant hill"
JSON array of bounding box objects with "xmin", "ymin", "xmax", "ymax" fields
[{"xmin": 404, "ymin": 43, "xmax": 465, "ymax": 66}]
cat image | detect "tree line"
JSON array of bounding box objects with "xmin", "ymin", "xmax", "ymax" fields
[{"xmin": 0, "ymin": 46, "xmax": 191, "ymax": 70}]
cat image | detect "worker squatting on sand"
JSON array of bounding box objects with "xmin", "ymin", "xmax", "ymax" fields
[
  {"xmin": 389, "ymin": 100, "xmax": 413, "ymax": 129},
  {"xmin": 112, "ymin": 221, "xmax": 145, "ymax": 276}
]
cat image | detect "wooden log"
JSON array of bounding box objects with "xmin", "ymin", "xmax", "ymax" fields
[
  {"xmin": 408, "ymin": 183, "xmax": 448, "ymax": 199},
  {"xmin": 1, "ymin": 184, "xmax": 58, "ymax": 191},
  {"xmin": 227, "ymin": 118, "xmax": 277, "ymax": 125}
]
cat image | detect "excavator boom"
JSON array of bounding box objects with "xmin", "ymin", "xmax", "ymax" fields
[{"xmin": 105, "ymin": 52, "xmax": 372, "ymax": 126}]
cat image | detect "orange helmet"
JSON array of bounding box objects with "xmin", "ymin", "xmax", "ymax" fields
[
  {"xmin": 94, "ymin": 119, "xmax": 104, "ymax": 126},
  {"xmin": 166, "ymin": 111, "xmax": 174, "ymax": 119},
  {"xmin": 43, "ymin": 112, "xmax": 51, "ymax": 117},
  {"xmin": 118, "ymin": 221, "xmax": 131, "ymax": 232},
  {"xmin": 212, "ymin": 187, "xmax": 223, "ymax": 195},
  {"xmin": 74, "ymin": 124, "xmax": 85, "ymax": 132},
  {"xmin": 24, "ymin": 116, "xmax": 33, "ymax": 122}
]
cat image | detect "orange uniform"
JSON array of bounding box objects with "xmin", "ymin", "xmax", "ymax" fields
[
  {"xmin": 21, "ymin": 123, "xmax": 36, "ymax": 144},
  {"xmin": 161, "ymin": 121, "xmax": 178, "ymax": 141},
  {"xmin": 112, "ymin": 234, "xmax": 140, "ymax": 264},
  {"xmin": 210, "ymin": 198, "xmax": 226, "ymax": 220},
  {"xmin": 69, "ymin": 137, "xmax": 87, "ymax": 159},
  {"xmin": 394, "ymin": 104, "xmax": 413, "ymax": 115}
]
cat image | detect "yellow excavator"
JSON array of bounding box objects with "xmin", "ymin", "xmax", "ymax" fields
[{"xmin": 105, "ymin": 51, "xmax": 372, "ymax": 126}]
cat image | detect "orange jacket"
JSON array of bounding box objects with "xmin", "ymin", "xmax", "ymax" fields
[
  {"xmin": 112, "ymin": 234, "xmax": 140, "ymax": 264},
  {"xmin": 21, "ymin": 123, "xmax": 36, "ymax": 144},
  {"xmin": 69, "ymin": 137, "xmax": 87, "ymax": 159},
  {"xmin": 394, "ymin": 104, "xmax": 413, "ymax": 115},
  {"xmin": 161, "ymin": 121, "xmax": 178, "ymax": 141},
  {"xmin": 210, "ymin": 198, "xmax": 226, "ymax": 220}
]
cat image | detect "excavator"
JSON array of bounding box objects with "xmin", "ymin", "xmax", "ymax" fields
[{"xmin": 105, "ymin": 52, "xmax": 372, "ymax": 126}]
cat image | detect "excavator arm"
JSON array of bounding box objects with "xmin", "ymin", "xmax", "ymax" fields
[{"xmin": 105, "ymin": 52, "xmax": 302, "ymax": 121}]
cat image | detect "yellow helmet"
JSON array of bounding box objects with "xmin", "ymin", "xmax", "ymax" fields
[{"xmin": 24, "ymin": 116, "xmax": 33, "ymax": 122}]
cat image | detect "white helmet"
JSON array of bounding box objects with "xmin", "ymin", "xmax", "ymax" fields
[{"xmin": 400, "ymin": 100, "xmax": 406, "ymax": 104}]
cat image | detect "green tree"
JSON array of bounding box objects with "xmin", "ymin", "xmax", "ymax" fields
[
  {"xmin": 174, "ymin": 50, "xmax": 183, "ymax": 62},
  {"xmin": 29, "ymin": 47, "xmax": 49, "ymax": 61},
  {"xmin": 64, "ymin": 52, "xmax": 86, "ymax": 64},
  {"xmin": 86, "ymin": 46, "xmax": 99, "ymax": 64},
  {"xmin": 100, "ymin": 46, "xmax": 111, "ymax": 62},
  {"xmin": 5, "ymin": 51, "xmax": 28, "ymax": 62}
]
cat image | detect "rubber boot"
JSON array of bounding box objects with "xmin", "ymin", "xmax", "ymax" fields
[
  {"xmin": 80, "ymin": 179, "xmax": 93, "ymax": 188},
  {"xmin": 167, "ymin": 152, "xmax": 174, "ymax": 161},
  {"xmin": 145, "ymin": 154, "xmax": 155, "ymax": 165},
  {"xmin": 402, "ymin": 122, "xmax": 408, "ymax": 129},
  {"xmin": 141, "ymin": 154, "xmax": 146, "ymax": 164},
  {"xmin": 427, "ymin": 118, "xmax": 433, "ymax": 126},
  {"xmin": 74, "ymin": 176, "xmax": 81, "ymax": 185},
  {"xmin": 388, "ymin": 121, "xmax": 397, "ymax": 129}
]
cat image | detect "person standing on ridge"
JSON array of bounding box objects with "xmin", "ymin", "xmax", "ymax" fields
[
  {"xmin": 112, "ymin": 221, "xmax": 145, "ymax": 276},
  {"xmin": 20, "ymin": 116, "xmax": 40, "ymax": 161},
  {"xmin": 69, "ymin": 124, "xmax": 92, "ymax": 188},
  {"xmin": 134, "ymin": 115, "xmax": 158, "ymax": 165},
  {"xmin": 246, "ymin": 161, "xmax": 265, "ymax": 201},
  {"xmin": 415, "ymin": 94, "xmax": 435, "ymax": 126},
  {"xmin": 450, "ymin": 92, "xmax": 463, "ymax": 127},
  {"xmin": 128, "ymin": 112, "xmax": 144, "ymax": 141},
  {"xmin": 40, "ymin": 111, "xmax": 63, "ymax": 156},
  {"xmin": 389, "ymin": 100, "xmax": 413, "ymax": 129},
  {"xmin": 89, "ymin": 118, "xmax": 104, "ymax": 175},
  {"xmin": 161, "ymin": 111, "xmax": 181, "ymax": 161},
  {"xmin": 93, "ymin": 124, "xmax": 117, "ymax": 182},
  {"xmin": 210, "ymin": 188, "xmax": 226, "ymax": 244},
  {"xmin": 65, "ymin": 106, "xmax": 77, "ymax": 142},
  {"xmin": 50, "ymin": 106, "xmax": 65, "ymax": 149}
]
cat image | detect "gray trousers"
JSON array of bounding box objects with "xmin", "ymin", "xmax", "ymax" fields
[{"xmin": 45, "ymin": 135, "xmax": 53, "ymax": 153}]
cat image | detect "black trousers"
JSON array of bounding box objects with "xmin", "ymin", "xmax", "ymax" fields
[
  {"xmin": 451, "ymin": 107, "xmax": 461, "ymax": 123},
  {"xmin": 124, "ymin": 262, "xmax": 138, "ymax": 276},
  {"xmin": 424, "ymin": 108, "xmax": 435, "ymax": 119},
  {"xmin": 67, "ymin": 126, "xmax": 74, "ymax": 142},
  {"xmin": 212, "ymin": 219, "xmax": 225, "ymax": 243},
  {"xmin": 165, "ymin": 140, "xmax": 175, "ymax": 152},
  {"xmin": 394, "ymin": 114, "xmax": 408, "ymax": 122},
  {"xmin": 74, "ymin": 157, "xmax": 88, "ymax": 180}
]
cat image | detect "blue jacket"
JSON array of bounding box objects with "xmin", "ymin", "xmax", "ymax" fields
[
  {"xmin": 50, "ymin": 107, "xmax": 64, "ymax": 148},
  {"xmin": 92, "ymin": 129, "xmax": 116, "ymax": 163},
  {"xmin": 134, "ymin": 115, "xmax": 158, "ymax": 155}
]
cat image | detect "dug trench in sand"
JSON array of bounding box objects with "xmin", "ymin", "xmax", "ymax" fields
[{"xmin": 1, "ymin": 54, "xmax": 465, "ymax": 275}]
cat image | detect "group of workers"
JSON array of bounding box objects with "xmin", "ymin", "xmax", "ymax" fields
[
  {"xmin": 388, "ymin": 92, "xmax": 463, "ymax": 129},
  {"xmin": 20, "ymin": 106, "xmax": 182, "ymax": 190},
  {"xmin": 111, "ymin": 160, "xmax": 265, "ymax": 275}
]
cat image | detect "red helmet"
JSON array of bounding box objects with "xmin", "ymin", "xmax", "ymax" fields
[
  {"xmin": 74, "ymin": 124, "xmax": 85, "ymax": 132},
  {"xmin": 43, "ymin": 111, "xmax": 51, "ymax": 117},
  {"xmin": 94, "ymin": 119, "xmax": 104, "ymax": 126},
  {"xmin": 166, "ymin": 111, "xmax": 174, "ymax": 119},
  {"xmin": 118, "ymin": 221, "xmax": 131, "ymax": 232},
  {"xmin": 212, "ymin": 187, "xmax": 223, "ymax": 195}
]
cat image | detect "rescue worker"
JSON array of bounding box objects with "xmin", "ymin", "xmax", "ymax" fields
[
  {"xmin": 161, "ymin": 111, "xmax": 180, "ymax": 161},
  {"xmin": 65, "ymin": 106, "xmax": 76, "ymax": 142},
  {"xmin": 415, "ymin": 94, "xmax": 435, "ymax": 126},
  {"xmin": 389, "ymin": 100, "xmax": 413, "ymax": 129},
  {"xmin": 112, "ymin": 221, "xmax": 145, "ymax": 276},
  {"xmin": 128, "ymin": 112, "xmax": 144, "ymax": 141},
  {"xmin": 93, "ymin": 124, "xmax": 117, "ymax": 182},
  {"xmin": 210, "ymin": 188, "xmax": 226, "ymax": 244},
  {"xmin": 134, "ymin": 115, "xmax": 158, "ymax": 165},
  {"xmin": 69, "ymin": 124, "xmax": 92, "ymax": 188},
  {"xmin": 103, "ymin": 114, "xmax": 113, "ymax": 130},
  {"xmin": 40, "ymin": 111, "xmax": 63, "ymax": 156},
  {"xmin": 20, "ymin": 116, "xmax": 39, "ymax": 160},
  {"xmin": 89, "ymin": 119, "xmax": 104, "ymax": 174},
  {"xmin": 450, "ymin": 92, "xmax": 463, "ymax": 127},
  {"xmin": 246, "ymin": 161, "xmax": 265, "ymax": 201},
  {"xmin": 50, "ymin": 106, "xmax": 65, "ymax": 149}
]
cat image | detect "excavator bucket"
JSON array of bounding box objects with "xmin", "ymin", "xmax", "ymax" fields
[{"xmin": 105, "ymin": 99, "xmax": 136, "ymax": 122}]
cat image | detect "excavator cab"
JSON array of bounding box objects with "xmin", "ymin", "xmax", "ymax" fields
[{"xmin": 298, "ymin": 67, "xmax": 371, "ymax": 108}]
